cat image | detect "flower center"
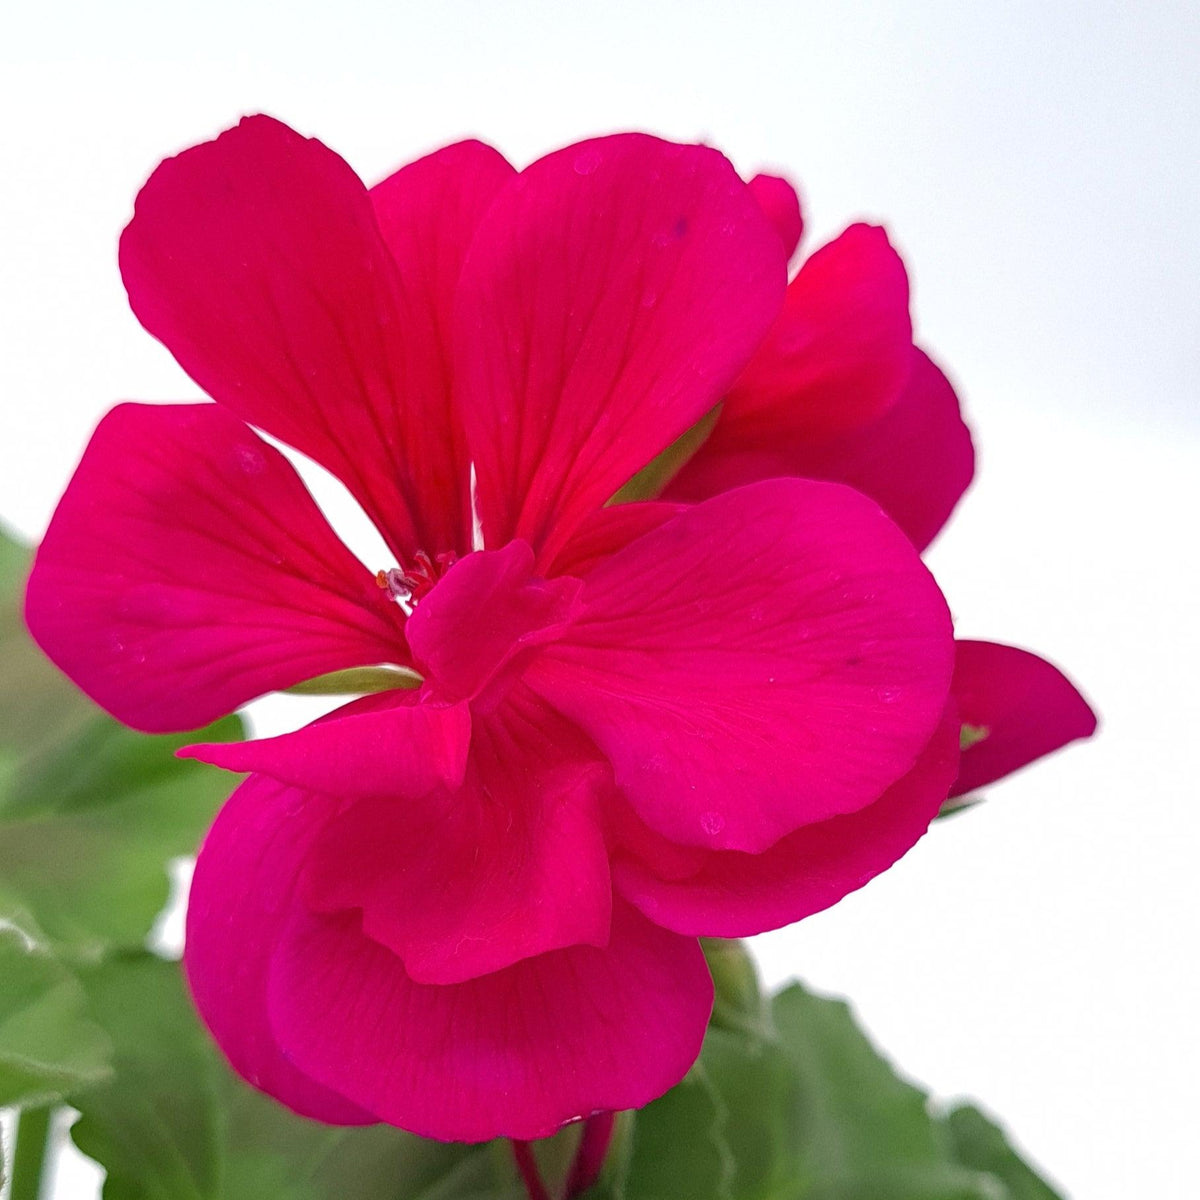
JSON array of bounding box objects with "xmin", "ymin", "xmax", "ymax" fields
[{"xmin": 376, "ymin": 550, "xmax": 457, "ymax": 614}]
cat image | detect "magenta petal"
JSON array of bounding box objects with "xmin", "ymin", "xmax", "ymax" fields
[
  {"xmin": 527, "ymin": 478, "xmax": 954, "ymax": 852},
  {"xmin": 368, "ymin": 140, "xmax": 517, "ymax": 552},
  {"xmin": 724, "ymin": 222, "xmax": 911, "ymax": 435},
  {"xmin": 303, "ymin": 686, "xmax": 612, "ymax": 985},
  {"xmin": 952, "ymin": 640, "xmax": 1097, "ymax": 796},
  {"xmin": 614, "ymin": 707, "xmax": 959, "ymax": 936},
  {"xmin": 405, "ymin": 541, "xmax": 582, "ymax": 703},
  {"xmin": 25, "ymin": 403, "xmax": 406, "ymax": 733},
  {"xmin": 777, "ymin": 347, "xmax": 974, "ymax": 551},
  {"xmin": 549, "ymin": 501, "xmax": 687, "ymax": 578},
  {"xmin": 184, "ymin": 775, "xmax": 373, "ymax": 1124},
  {"xmin": 268, "ymin": 900, "xmax": 712, "ymax": 1142},
  {"xmin": 183, "ymin": 689, "xmax": 472, "ymax": 800},
  {"xmin": 455, "ymin": 133, "xmax": 787, "ymax": 565},
  {"xmin": 687, "ymin": 347, "xmax": 974, "ymax": 551},
  {"xmin": 120, "ymin": 115, "xmax": 472, "ymax": 559},
  {"xmin": 668, "ymin": 223, "xmax": 913, "ymax": 501},
  {"xmin": 747, "ymin": 172, "xmax": 804, "ymax": 261}
]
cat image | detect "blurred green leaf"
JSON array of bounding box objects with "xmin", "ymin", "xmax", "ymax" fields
[
  {"xmin": 617, "ymin": 1051, "xmax": 734, "ymax": 1200},
  {"xmin": 0, "ymin": 928, "xmax": 110, "ymax": 1108},
  {"xmin": 601, "ymin": 982, "xmax": 1065, "ymax": 1200},
  {"xmin": 941, "ymin": 1105, "xmax": 1064, "ymax": 1200},
  {"xmin": 0, "ymin": 526, "xmax": 244, "ymax": 953},
  {"xmin": 67, "ymin": 953, "xmax": 533, "ymax": 1200},
  {"xmin": 610, "ymin": 1023, "xmax": 800, "ymax": 1199},
  {"xmin": 770, "ymin": 983, "xmax": 1004, "ymax": 1199}
]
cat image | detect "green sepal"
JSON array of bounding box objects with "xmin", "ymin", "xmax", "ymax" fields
[{"xmin": 611, "ymin": 405, "xmax": 722, "ymax": 504}]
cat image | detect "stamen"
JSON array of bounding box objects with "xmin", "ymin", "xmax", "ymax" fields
[{"xmin": 376, "ymin": 550, "xmax": 457, "ymax": 614}]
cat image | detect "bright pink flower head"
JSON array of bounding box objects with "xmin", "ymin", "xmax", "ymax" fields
[{"xmin": 24, "ymin": 116, "xmax": 1076, "ymax": 1143}]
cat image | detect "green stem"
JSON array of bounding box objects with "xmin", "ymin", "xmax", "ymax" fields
[{"xmin": 11, "ymin": 1105, "xmax": 53, "ymax": 1200}]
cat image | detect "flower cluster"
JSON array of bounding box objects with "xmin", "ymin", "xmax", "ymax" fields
[{"xmin": 25, "ymin": 117, "xmax": 1094, "ymax": 1142}]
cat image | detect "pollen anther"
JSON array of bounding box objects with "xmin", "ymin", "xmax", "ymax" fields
[{"xmin": 377, "ymin": 550, "xmax": 457, "ymax": 614}]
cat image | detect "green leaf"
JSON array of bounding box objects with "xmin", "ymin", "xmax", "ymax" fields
[
  {"xmin": 941, "ymin": 1105, "xmax": 1065, "ymax": 1200},
  {"xmin": 611, "ymin": 1026, "xmax": 800, "ymax": 1200},
  {"xmin": 66, "ymin": 953, "xmax": 532, "ymax": 1200},
  {"xmin": 0, "ymin": 527, "xmax": 244, "ymax": 953},
  {"xmin": 770, "ymin": 983, "xmax": 1004, "ymax": 1199},
  {"xmin": 50, "ymin": 950, "xmax": 1068, "ymax": 1200},
  {"xmin": 617, "ymin": 1052, "xmax": 734, "ymax": 1200},
  {"xmin": 603, "ymin": 981, "xmax": 1067, "ymax": 1200},
  {"xmin": 0, "ymin": 928, "xmax": 111, "ymax": 1108}
]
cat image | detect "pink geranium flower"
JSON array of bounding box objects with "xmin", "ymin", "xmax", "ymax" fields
[{"xmin": 24, "ymin": 115, "xmax": 1080, "ymax": 1144}]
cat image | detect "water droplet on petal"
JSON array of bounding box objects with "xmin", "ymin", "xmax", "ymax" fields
[{"xmin": 234, "ymin": 445, "xmax": 266, "ymax": 475}]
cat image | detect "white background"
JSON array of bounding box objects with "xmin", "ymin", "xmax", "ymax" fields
[{"xmin": 2, "ymin": 2, "xmax": 1197, "ymax": 1196}]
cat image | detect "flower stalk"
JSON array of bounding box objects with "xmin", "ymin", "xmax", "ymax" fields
[
  {"xmin": 511, "ymin": 1139, "xmax": 552, "ymax": 1200},
  {"xmin": 11, "ymin": 1106, "xmax": 53, "ymax": 1200},
  {"xmin": 564, "ymin": 1111, "xmax": 617, "ymax": 1197}
]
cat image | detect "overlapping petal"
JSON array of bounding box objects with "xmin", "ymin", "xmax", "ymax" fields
[
  {"xmin": 302, "ymin": 686, "xmax": 612, "ymax": 985},
  {"xmin": 454, "ymin": 132, "xmax": 787, "ymax": 565},
  {"xmin": 550, "ymin": 500, "xmax": 686, "ymax": 578},
  {"xmin": 952, "ymin": 640, "xmax": 1097, "ymax": 795},
  {"xmin": 182, "ymin": 689, "xmax": 471, "ymax": 800},
  {"xmin": 119, "ymin": 115, "xmax": 480, "ymax": 559},
  {"xmin": 369, "ymin": 139, "xmax": 517, "ymax": 550},
  {"xmin": 612, "ymin": 707, "xmax": 960, "ymax": 936},
  {"xmin": 675, "ymin": 348, "xmax": 973, "ymax": 551},
  {"xmin": 184, "ymin": 774, "xmax": 371, "ymax": 1124},
  {"xmin": 527, "ymin": 478, "xmax": 954, "ymax": 853},
  {"xmin": 781, "ymin": 348, "xmax": 973, "ymax": 551},
  {"xmin": 747, "ymin": 172, "xmax": 804, "ymax": 261},
  {"xmin": 25, "ymin": 403, "xmax": 406, "ymax": 732},
  {"xmin": 405, "ymin": 540, "xmax": 582, "ymax": 704},
  {"xmin": 667, "ymin": 224, "xmax": 913, "ymax": 510},
  {"xmin": 268, "ymin": 900, "xmax": 712, "ymax": 1142}
]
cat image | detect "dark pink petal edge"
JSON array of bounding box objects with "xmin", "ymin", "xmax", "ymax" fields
[{"xmin": 952, "ymin": 639, "xmax": 1097, "ymax": 796}]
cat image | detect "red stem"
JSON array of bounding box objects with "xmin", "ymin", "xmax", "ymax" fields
[
  {"xmin": 511, "ymin": 1140, "xmax": 552, "ymax": 1200},
  {"xmin": 564, "ymin": 1111, "xmax": 616, "ymax": 1198}
]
